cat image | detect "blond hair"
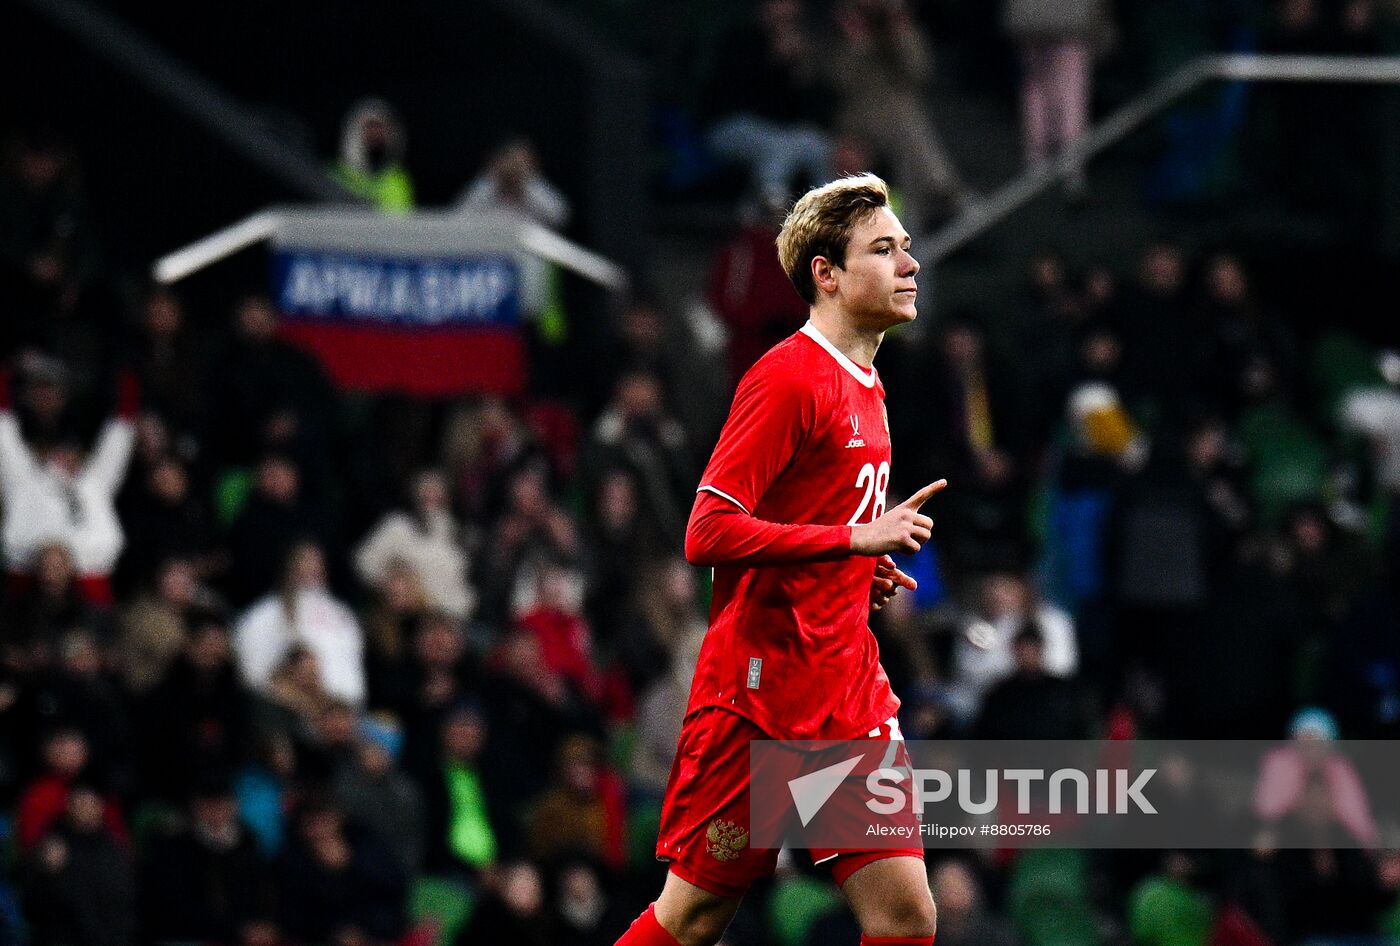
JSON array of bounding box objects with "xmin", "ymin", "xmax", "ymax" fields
[{"xmin": 776, "ymin": 174, "xmax": 891, "ymax": 305}]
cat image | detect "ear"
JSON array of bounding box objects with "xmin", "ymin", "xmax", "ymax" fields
[{"xmin": 811, "ymin": 255, "xmax": 839, "ymax": 297}]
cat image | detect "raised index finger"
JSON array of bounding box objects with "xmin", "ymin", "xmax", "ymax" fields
[{"xmin": 896, "ymin": 478, "xmax": 948, "ymax": 512}]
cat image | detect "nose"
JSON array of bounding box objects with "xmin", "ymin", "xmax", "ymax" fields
[{"xmin": 900, "ymin": 247, "xmax": 920, "ymax": 277}]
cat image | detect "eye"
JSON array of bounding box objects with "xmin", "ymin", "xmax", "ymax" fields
[{"xmin": 875, "ymin": 247, "xmax": 891, "ymax": 255}]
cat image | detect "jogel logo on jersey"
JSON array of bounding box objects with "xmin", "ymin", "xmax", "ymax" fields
[
  {"xmin": 705, "ymin": 819, "xmax": 749, "ymax": 861},
  {"xmin": 846, "ymin": 414, "xmax": 866, "ymax": 449}
]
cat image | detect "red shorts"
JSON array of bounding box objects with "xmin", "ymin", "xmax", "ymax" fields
[{"xmin": 656, "ymin": 707, "xmax": 924, "ymax": 898}]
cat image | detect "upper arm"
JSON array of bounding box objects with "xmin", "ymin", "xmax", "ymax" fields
[
  {"xmin": 80, "ymin": 419, "xmax": 136, "ymax": 495},
  {"xmin": 0, "ymin": 412, "xmax": 37, "ymax": 485},
  {"xmin": 697, "ymin": 362, "xmax": 816, "ymax": 514}
]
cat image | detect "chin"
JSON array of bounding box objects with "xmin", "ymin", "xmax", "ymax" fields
[{"xmin": 887, "ymin": 302, "xmax": 918, "ymax": 326}]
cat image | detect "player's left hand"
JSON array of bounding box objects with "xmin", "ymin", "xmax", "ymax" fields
[{"xmin": 870, "ymin": 554, "xmax": 917, "ymax": 612}]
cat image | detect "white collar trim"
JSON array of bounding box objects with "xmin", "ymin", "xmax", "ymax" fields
[{"xmin": 800, "ymin": 321, "xmax": 876, "ymax": 388}]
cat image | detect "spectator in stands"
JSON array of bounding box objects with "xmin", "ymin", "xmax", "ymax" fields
[
  {"xmin": 825, "ymin": 0, "xmax": 974, "ymax": 224},
  {"xmin": 3, "ymin": 353, "xmax": 76, "ymax": 455},
  {"xmin": 516, "ymin": 563, "xmax": 604, "ymax": 708},
  {"xmin": 358, "ymin": 560, "xmax": 428, "ymax": 705},
  {"xmin": 456, "ymin": 137, "xmax": 573, "ymax": 351},
  {"xmin": 4, "ymin": 542, "xmax": 106, "ymax": 659},
  {"xmin": 929, "ymin": 858, "xmax": 1020, "ymax": 946},
  {"xmin": 116, "ymin": 555, "xmax": 205, "ymax": 694},
  {"xmin": 481, "ymin": 629, "xmax": 598, "ymax": 803},
  {"xmin": 605, "ymin": 297, "xmax": 704, "ymax": 431},
  {"xmin": 423, "ymin": 703, "xmax": 500, "ymax": 877},
  {"xmin": 0, "ymin": 132, "xmax": 102, "ymax": 352},
  {"xmin": 355, "ymin": 468, "xmax": 474, "ymax": 621},
  {"xmin": 1198, "ymin": 253, "xmax": 1298, "ymax": 421},
  {"xmin": 224, "ymin": 454, "xmax": 323, "ymax": 606},
  {"xmin": 0, "ymin": 367, "xmax": 137, "ymax": 605},
  {"xmin": 262, "ymin": 645, "xmax": 335, "ymax": 737},
  {"xmin": 706, "ymin": 198, "xmax": 810, "ymax": 381},
  {"xmin": 235, "ymin": 731, "xmax": 297, "ymax": 862},
  {"xmin": 139, "ymin": 612, "xmax": 251, "ymax": 802},
  {"xmin": 974, "ymin": 624, "xmax": 1092, "ymax": 738},
  {"xmin": 1284, "ymin": 502, "xmax": 1373, "ymax": 626},
  {"xmin": 1066, "ymin": 380, "xmax": 1149, "ymax": 474},
  {"xmin": 1117, "ymin": 241, "xmax": 1202, "ymax": 432},
  {"xmin": 27, "ymin": 630, "xmax": 134, "ymax": 795},
  {"xmin": 1002, "ymin": 0, "xmax": 1106, "ymax": 195},
  {"xmin": 615, "ymin": 555, "xmax": 707, "ymax": 691},
  {"xmin": 23, "ymin": 784, "xmax": 135, "ymax": 946},
  {"xmin": 457, "ymin": 860, "xmax": 551, "ymax": 946},
  {"xmin": 332, "ymin": 717, "xmax": 425, "ymax": 876},
  {"xmin": 476, "ymin": 461, "xmax": 580, "ymax": 626},
  {"xmin": 17, "ymin": 729, "xmax": 125, "ymax": 853},
  {"xmin": 700, "ymin": 0, "xmax": 835, "ymax": 205},
  {"xmin": 1255, "ymin": 707, "xmax": 1377, "ymax": 847},
  {"xmin": 331, "ymin": 98, "xmax": 415, "ymax": 212},
  {"xmin": 951, "ymin": 571, "xmax": 1078, "ymax": 723},
  {"xmin": 1183, "ymin": 416, "xmax": 1252, "ymax": 556},
  {"xmin": 440, "ymin": 395, "xmax": 538, "ymax": 524},
  {"xmin": 457, "ymin": 137, "xmax": 571, "ymax": 230},
  {"xmin": 630, "ymin": 626, "xmax": 705, "ymax": 795},
  {"xmin": 209, "ymin": 294, "xmax": 336, "ymax": 474},
  {"xmin": 553, "ymin": 859, "xmax": 629, "ymax": 946},
  {"xmin": 115, "ymin": 451, "xmax": 213, "ymax": 595},
  {"xmin": 140, "ymin": 777, "xmax": 272, "ymax": 945},
  {"xmin": 277, "ymin": 797, "xmax": 407, "ymax": 945},
  {"xmin": 525, "ymin": 733, "xmax": 626, "ymax": 871},
  {"xmin": 902, "ymin": 319, "xmax": 1027, "ymax": 574},
  {"xmin": 127, "ymin": 286, "xmax": 208, "ymax": 446},
  {"xmin": 391, "ymin": 613, "xmax": 480, "ymax": 781},
  {"xmin": 292, "ymin": 698, "xmax": 360, "ymax": 790},
  {"xmin": 234, "ymin": 541, "xmax": 366, "ymax": 707},
  {"xmin": 585, "ymin": 468, "xmax": 663, "ymax": 643},
  {"xmin": 1126, "ymin": 853, "xmax": 1213, "ymax": 946},
  {"xmin": 585, "ymin": 369, "xmax": 694, "ymax": 542}
]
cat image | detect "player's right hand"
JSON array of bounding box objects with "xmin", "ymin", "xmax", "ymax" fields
[{"xmin": 850, "ymin": 479, "xmax": 947, "ymax": 556}]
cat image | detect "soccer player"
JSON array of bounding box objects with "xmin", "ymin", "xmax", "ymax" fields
[{"xmin": 613, "ymin": 174, "xmax": 946, "ymax": 946}]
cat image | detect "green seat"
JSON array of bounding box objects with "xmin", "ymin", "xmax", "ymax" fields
[
  {"xmin": 1308, "ymin": 332, "xmax": 1381, "ymax": 428},
  {"xmin": 1381, "ymin": 889, "xmax": 1400, "ymax": 942},
  {"xmin": 1236, "ymin": 405, "xmax": 1331, "ymax": 527},
  {"xmin": 1008, "ymin": 849, "xmax": 1101, "ymax": 946},
  {"xmin": 1128, "ymin": 876, "xmax": 1212, "ymax": 946},
  {"xmin": 767, "ymin": 874, "xmax": 842, "ymax": 946},
  {"xmin": 214, "ymin": 467, "xmax": 253, "ymax": 528},
  {"xmin": 409, "ymin": 876, "xmax": 475, "ymax": 946}
]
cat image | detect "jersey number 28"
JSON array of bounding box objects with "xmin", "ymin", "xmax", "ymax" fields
[{"xmin": 847, "ymin": 461, "xmax": 890, "ymax": 526}]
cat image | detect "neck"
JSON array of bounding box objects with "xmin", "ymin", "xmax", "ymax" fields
[{"xmin": 808, "ymin": 309, "xmax": 883, "ymax": 368}]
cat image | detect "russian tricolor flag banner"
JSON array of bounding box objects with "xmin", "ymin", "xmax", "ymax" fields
[{"xmin": 270, "ymin": 211, "xmax": 528, "ymax": 396}]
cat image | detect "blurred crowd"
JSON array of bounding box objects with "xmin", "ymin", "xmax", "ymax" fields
[
  {"xmin": 631, "ymin": 0, "xmax": 1400, "ymax": 222},
  {"xmin": 6, "ymin": 0, "xmax": 1400, "ymax": 941}
]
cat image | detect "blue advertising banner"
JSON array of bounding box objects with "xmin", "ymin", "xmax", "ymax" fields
[
  {"xmin": 272, "ymin": 250, "xmax": 521, "ymax": 327},
  {"xmin": 270, "ymin": 249, "xmax": 526, "ymax": 395}
]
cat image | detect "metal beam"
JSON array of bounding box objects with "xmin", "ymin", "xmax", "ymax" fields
[{"xmin": 925, "ymin": 54, "xmax": 1400, "ymax": 264}]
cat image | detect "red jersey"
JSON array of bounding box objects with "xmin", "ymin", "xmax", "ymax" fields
[{"xmin": 685, "ymin": 322, "xmax": 901, "ymax": 740}]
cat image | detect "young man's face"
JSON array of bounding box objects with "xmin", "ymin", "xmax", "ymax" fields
[{"xmin": 831, "ymin": 205, "xmax": 919, "ymax": 330}]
